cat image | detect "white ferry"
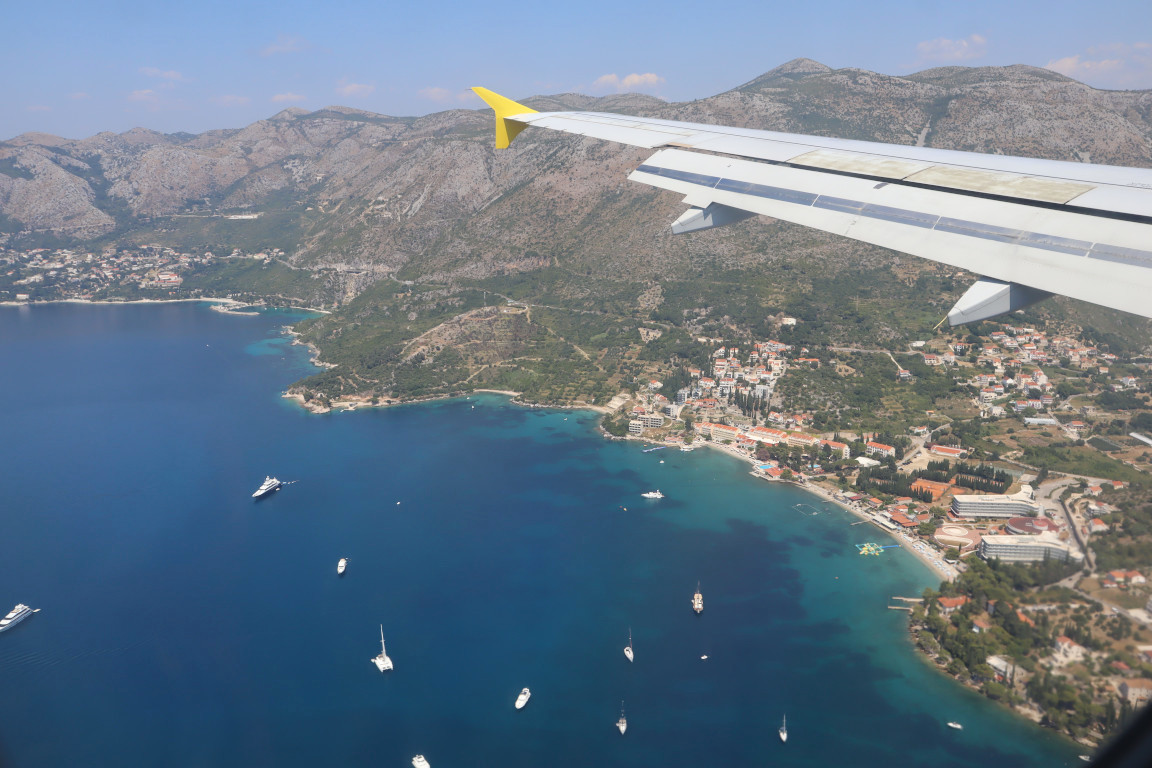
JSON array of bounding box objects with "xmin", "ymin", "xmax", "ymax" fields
[
  {"xmin": 617, "ymin": 702, "xmax": 627, "ymax": 735},
  {"xmin": 252, "ymin": 476, "xmax": 282, "ymax": 499},
  {"xmin": 641, "ymin": 490, "xmax": 664, "ymax": 499},
  {"xmin": 779, "ymin": 714, "xmax": 788, "ymax": 743},
  {"xmin": 515, "ymin": 687, "xmax": 531, "ymax": 709},
  {"xmin": 0, "ymin": 604, "xmax": 39, "ymax": 633},
  {"xmin": 371, "ymin": 625, "xmax": 393, "ymax": 672},
  {"xmin": 412, "ymin": 756, "xmax": 430, "ymax": 768},
  {"xmin": 624, "ymin": 628, "xmax": 634, "ymax": 663},
  {"xmin": 692, "ymin": 582, "xmax": 703, "ymax": 614},
  {"xmin": 337, "ymin": 558, "xmax": 348, "ymax": 576}
]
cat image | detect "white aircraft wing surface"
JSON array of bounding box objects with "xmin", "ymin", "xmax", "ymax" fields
[{"xmin": 472, "ymin": 87, "xmax": 1152, "ymax": 325}]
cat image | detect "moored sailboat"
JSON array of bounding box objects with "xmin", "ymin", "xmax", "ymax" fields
[
  {"xmin": 779, "ymin": 714, "xmax": 788, "ymax": 743},
  {"xmin": 371, "ymin": 625, "xmax": 393, "ymax": 672},
  {"xmin": 617, "ymin": 701, "xmax": 627, "ymax": 735},
  {"xmin": 624, "ymin": 628, "xmax": 634, "ymax": 662}
]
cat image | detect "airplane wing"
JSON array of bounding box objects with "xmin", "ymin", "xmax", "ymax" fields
[{"xmin": 472, "ymin": 87, "xmax": 1152, "ymax": 326}]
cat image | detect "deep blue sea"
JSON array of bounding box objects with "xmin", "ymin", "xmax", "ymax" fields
[{"xmin": 0, "ymin": 302, "xmax": 1082, "ymax": 767}]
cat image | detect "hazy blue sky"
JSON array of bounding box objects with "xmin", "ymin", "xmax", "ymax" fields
[{"xmin": 4, "ymin": 0, "xmax": 1150, "ymax": 140}]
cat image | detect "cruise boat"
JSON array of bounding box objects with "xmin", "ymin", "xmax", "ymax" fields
[
  {"xmin": 0, "ymin": 604, "xmax": 38, "ymax": 633},
  {"xmin": 679, "ymin": 446, "xmax": 694, "ymax": 452},
  {"xmin": 412, "ymin": 756, "xmax": 430, "ymax": 768},
  {"xmin": 617, "ymin": 702, "xmax": 627, "ymax": 735},
  {"xmin": 371, "ymin": 625, "xmax": 393, "ymax": 672},
  {"xmin": 692, "ymin": 582, "xmax": 703, "ymax": 614},
  {"xmin": 515, "ymin": 687, "xmax": 531, "ymax": 709},
  {"xmin": 947, "ymin": 721, "xmax": 963, "ymax": 730},
  {"xmin": 337, "ymin": 558, "xmax": 348, "ymax": 576},
  {"xmin": 779, "ymin": 714, "xmax": 788, "ymax": 743},
  {"xmin": 624, "ymin": 628, "xmax": 634, "ymax": 663},
  {"xmin": 641, "ymin": 490, "xmax": 664, "ymax": 499},
  {"xmin": 251, "ymin": 476, "xmax": 282, "ymax": 499}
]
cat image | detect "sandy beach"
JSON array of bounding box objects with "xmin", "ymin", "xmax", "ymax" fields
[{"xmin": 669, "ymin": 437, "xmax": 958, "ymax": 583}]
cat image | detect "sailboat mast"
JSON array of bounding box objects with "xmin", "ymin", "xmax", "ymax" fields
[{"xmin": 380, "ymin": 624, "xmax": 385, "ymax": 652}]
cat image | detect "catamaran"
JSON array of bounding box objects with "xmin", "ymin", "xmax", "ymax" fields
[
  {"xmin": 0, "ymin": 604, "xmax": 39, "ymax": 633},
  {"xmin": 515, "ymin": 687, "xmax": 531, "ymax": 709},
  {"xmin": 617, "ymin": 702, "xmax": 628, "ymax": 735},
  {"xmin": 411, "ymin": 756, "xmax": 430, "ymax": 768},
  {"xmin": 371, "ymin": 625, "xmax": 393, "ymax": 672},
  {"xmin": 779, "ymin": 714, "xmax": 788, "ymax": 742},
  {"xmin": 624, "ymin": 628, "xmax": 634, "ymax": 662},
  {"xmin": 692, "ymin": 582, "xmax": 703, "ymax": 614}
]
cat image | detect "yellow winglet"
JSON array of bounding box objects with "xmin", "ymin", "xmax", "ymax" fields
[{"xmin": 472, "ymin": 87, "xmax": 537, "ymax": 149}]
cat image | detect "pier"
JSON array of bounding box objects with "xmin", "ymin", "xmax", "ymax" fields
[
  {"xmin": 890, "ymin": 596, "xmax": 924, "ymax": 603},
  {"xmin": 887, "ymin": 605, "xmax": 914, "ymax": 611}
]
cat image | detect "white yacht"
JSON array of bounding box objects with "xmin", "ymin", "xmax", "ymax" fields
[
  {"xmin": 624, "ymin": 628, "xmax": 634, "ymax": 662},
  {"xmin": 251, "ymin": 476, "xmax": 281, "ymax": 499},
  {"xmin": 641, "ymin": 490, "xmax": 664, "ymax": 499},
  {"xmin": 947, "ymin": 721, "xmax": 963, "ymax": 730},
  {"xmin": 371, "ymin": 625, "xmax": 393, "ymax": 672},
  {"xmin": 412, "ymin": 756, "xmax": 430, "ymax": 768},
  {"xmin": 680, "ymin": 446, "xmax": 694, "ymax": 452},
  {"xmin": 692, "ymin": 582, "xmax": 703, "ymax": 614},
  {"xmin": 337, "ymin": 558, "xmax": 348, "ymax": 576},
  {"xmin": 515, "ymin": 687, "xmax": 531, "ymax": 709},
  {"xmin": 779, "ymin": 714, "xmax": 788, "ymax": 743},
  {"xmin": 0, "ymin": 604, "xmax": 38, "ymax": 633},
  {"xmin": 617, "ymin": 702, "xmax": 627, "ymax": 735}
]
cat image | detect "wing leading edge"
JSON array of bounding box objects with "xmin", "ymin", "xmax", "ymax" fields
[{"xmin": 472, "ymin": 87, "xmax": 1152, "ymax": 325}]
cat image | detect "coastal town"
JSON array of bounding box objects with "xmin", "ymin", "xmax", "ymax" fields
[
  {"xmin": 599, "ymin": 322, "xmax": 1152, "ymax": 748},
  {"xmin": 0, "ymin": 244, "xmax": 285, "ymax": 302}
]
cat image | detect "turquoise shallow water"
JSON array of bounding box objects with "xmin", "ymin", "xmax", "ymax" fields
[{"xmin": 0, "ymin": 302, "xmax": 1081, "ymax": 767}]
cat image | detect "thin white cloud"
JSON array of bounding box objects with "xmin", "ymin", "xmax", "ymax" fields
[
  {"xmin": 271, "ymin": 92, "xmax": 305, "ymax": 103},
  {"xmin": 916, "ymin": 34, "xmax": 988, "ymax": 63},
  {"xmin": 418, "ymin": 87, "xmax": 476, "ymax": 103},
  {"xmin": 214, "ymin": 94, "xmax": 251, "ymax": 106},
  {"xmin": 261, "ymin": 34, "xmax": 311, "ymax": 57},
  {"xmin": 336, "ymin": 79, "xmax": 374, "ymax": 98},
  {"xmin": 69, "ymin": 92, "xmax": 90, "ymax": 100},
  {"xmin": 128, "ymin": 89, "xmax": 157, "ymax": 102},
  {"xmin": 1045, "ymin": 42, "xmax": 1152, "ymax": 89},
  {"xmin": 26, "ymin": 105, "xmax": 51, "ymax": 112},
  {"xmin": 140, "ymin": 66, "xmax": 186, "ymax": 81},
  {"xmin": 590, "ymin": 72, "xmax": 665, "ymax": 94}
]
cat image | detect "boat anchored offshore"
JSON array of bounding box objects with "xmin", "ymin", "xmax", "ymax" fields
[
  {"xmin": 641, "ymin": 490, "xmax": 664, "ymax": 499},
  {"xmin": 624, "ymin": 628, "xmax": 634, "ymax": 662},
  {"xmin": 515, "ymin": 687, "xmax": 531, "ymax": 709},
  {"xmin": 947, "ymin": 721, "xmax": 963, "ymax": 730},
  {"xmin": 779, "ymin": 714, "xmax": 788, "ymax": 743},
  {"xmin": 371, "ymin": 625, "xmax": 393, "ymax": 672},
  {"xmin": 692, "ymin": 582, "xmax": 703, "ymax": 614},
  {"xmin": 412, "ymin": 756, "xmax": 430, "ymax": 768},
  {"xmin": 617, "ymin": 702, "xmax": 627, "ymax": 735},
  {"xmin": 337, "ymin": 558, "xmax": 348, "ymax": 576},
  {"xmin": 251, "ymin": 476, "xmax": 282, "ymax": 499},
  {"xmin": 0, "ymin": 604, "xmax": 39, "ymax": 633}
]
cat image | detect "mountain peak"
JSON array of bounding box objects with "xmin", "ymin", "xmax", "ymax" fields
[
  {"xmin": 731, "ymin": 58, "xmax": 833, "ymax": 94},
  {"xmin": 770, "ymin": 58, "xmax": 833, "ymax": 76}
]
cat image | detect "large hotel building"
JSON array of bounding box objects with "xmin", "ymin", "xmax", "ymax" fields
[{"xmin": 950, "ymin": 486, "xmax": 1039, "ymax": 519}]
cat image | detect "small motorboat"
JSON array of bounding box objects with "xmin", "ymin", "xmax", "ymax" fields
[{"xmin": 515, "ymin": 687, "xmax": 531, "ymax": 709}]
